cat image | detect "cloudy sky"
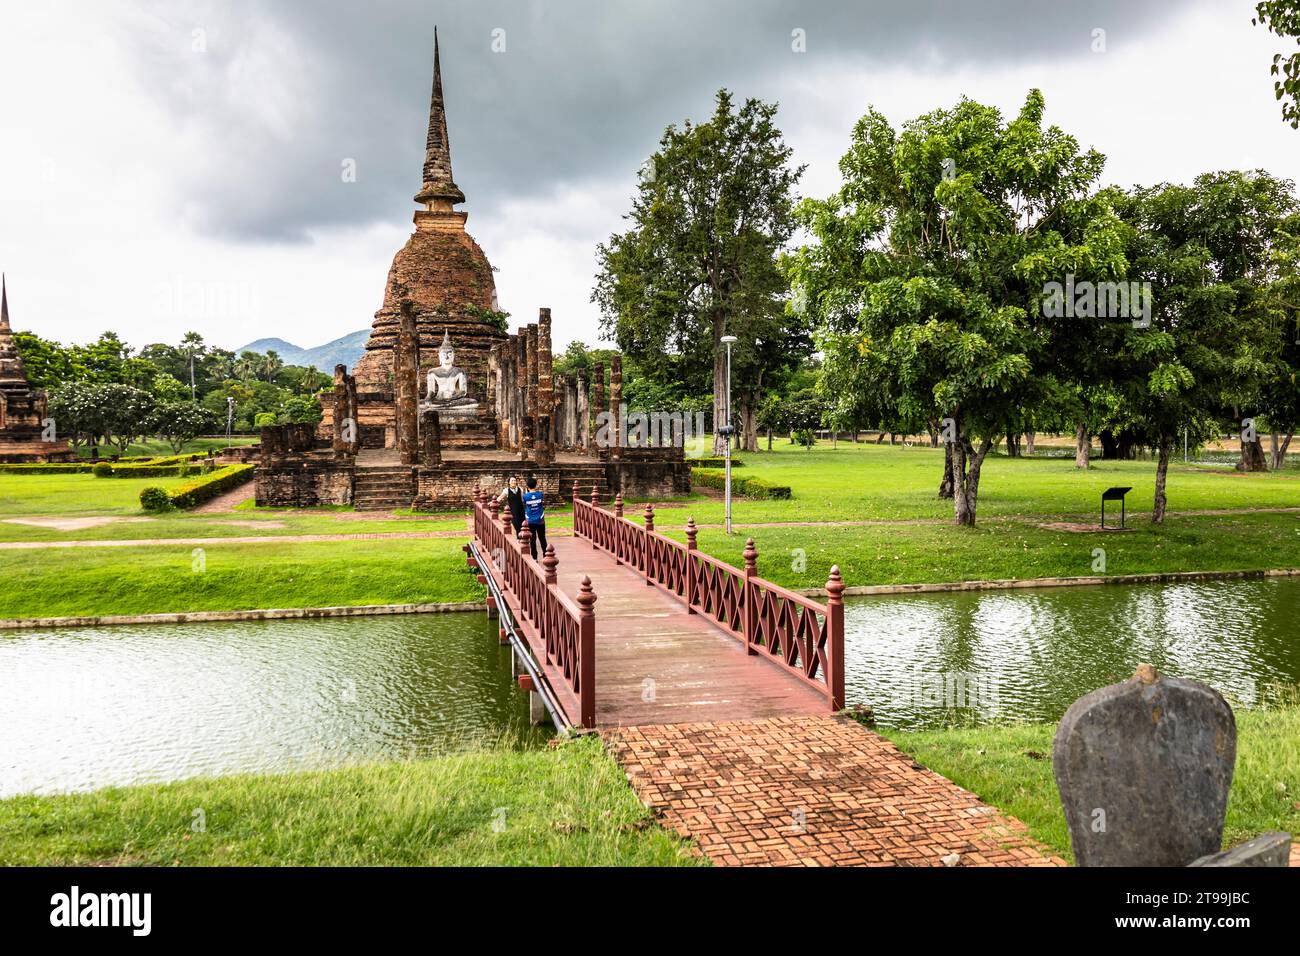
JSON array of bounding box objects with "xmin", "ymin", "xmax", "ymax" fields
[{"xmin": 1, "ymin": 0, "xmax": 1297, "ymax": 355}]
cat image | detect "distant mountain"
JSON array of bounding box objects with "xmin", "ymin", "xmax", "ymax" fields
[{"xmin": 234, "ymin": 329, "xmax": 369, "ymax": 371}]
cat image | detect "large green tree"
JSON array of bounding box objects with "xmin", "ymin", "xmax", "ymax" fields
[
  {"xmin": 593, "ymin": 89, "xmax": 807, "ymax": 454},
  {"xmin": 788, "ymin": 90, "xmax": 1124, "ymax": 525}
]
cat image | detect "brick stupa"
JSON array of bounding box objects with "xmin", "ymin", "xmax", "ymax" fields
[
  {"xmin": 0, "ymin": 275, "xmax": 73, "ymax": 462},
  {"xmin": 350, "ymin": 29, "xmax": 506, "ymax": 399}
]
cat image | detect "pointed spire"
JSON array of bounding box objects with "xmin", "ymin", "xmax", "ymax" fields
[
  {"xmin": 0, "ymin": 273, "xmax": 9, "ymax": 333},
  {"xmin": 414, "ymin": 28, "xmax": 466, "ymax": 208}
]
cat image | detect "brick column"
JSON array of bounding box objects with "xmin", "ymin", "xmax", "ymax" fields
[
  {"xmin": 591, "ymin": 361, "xmax": 605, "ymax": 459},
  {"xmin": 332, "ymin": 364, "xmax": 348, "ymax": 458},
  {"xmin": 576, "ymin": 369, "xmax": 589, "ymax": 451},
  {"xmin": 609, "ymin": 353, "xmax": 622, "ymax": 461},
  {"xmin": 420, "ymin": 409, "xmax": 441, "ymax": 466},
  {"xmin": 395, "ymin": 304, "xmax": 420, "ymax": 465},
  {"xmin": 516, "ymin": 331, "xmax": 529, "ymax": 461},
  {"xmin": 535, "ymin": 308, "xmax": 554, "ymax": 465}
]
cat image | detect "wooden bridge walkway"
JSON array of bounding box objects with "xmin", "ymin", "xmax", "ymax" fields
[{"xmin": 467, "ymin": 488, "xmax": 844, "ymax": 730}]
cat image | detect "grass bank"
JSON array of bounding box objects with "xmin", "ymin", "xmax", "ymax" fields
[
  {"xmin": 881, "ymin": 705, "xmax": 1300, "ymax": 864},
  {"xmin": 0, "ymin": 538, "xmax": 485, "ymax": 619},
  {"xmin": 0, "ymin": 735, "xmax": 700, "ymax": 866}
]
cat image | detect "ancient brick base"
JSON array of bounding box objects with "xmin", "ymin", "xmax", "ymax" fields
[{"xmin": 607, "ymin": 715, "xmax": 1064, "ymax": 867}]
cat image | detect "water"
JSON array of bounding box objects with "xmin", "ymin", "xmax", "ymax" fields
[
  {"xmin": 844, "ymin": 577, "xmax": 1300, "ymax": 729},
  {"xmin": 0, "ymin": 614, "xmax": 546, "ymax": 797}
]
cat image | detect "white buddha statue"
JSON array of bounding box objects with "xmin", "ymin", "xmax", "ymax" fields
[{"xmin": 425, "ymin": 329, "xmax": 472, "ymax": 404}]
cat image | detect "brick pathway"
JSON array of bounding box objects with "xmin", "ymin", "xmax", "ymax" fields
[{"xmin": 607, "ymin": 714, "xmax": 1064, "ymax": 867}]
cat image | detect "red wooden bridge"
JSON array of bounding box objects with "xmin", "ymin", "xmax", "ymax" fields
[{"xmin": 466, "ymin": 487, "xmax": 845, "ymax": 730}]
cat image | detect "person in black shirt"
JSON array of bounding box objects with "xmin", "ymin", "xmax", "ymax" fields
[{"xmin": 495, "ymin": 476, "xmax": 525, "ymax": 535}]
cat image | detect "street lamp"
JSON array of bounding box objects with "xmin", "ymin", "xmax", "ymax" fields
[{"xmin": 720, "ymin": 335, "xmax": 738, "ymax": 535}]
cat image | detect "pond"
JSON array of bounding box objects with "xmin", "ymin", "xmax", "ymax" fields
[
  {"xmin": 844, "ymin": 577, "xmax": 1300, "ymax": 729},
  {"xmin": 0, "ymin": 613, "xmax": 545, "ymax": 797}
]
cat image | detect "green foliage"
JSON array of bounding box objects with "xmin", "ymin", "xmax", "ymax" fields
[
  {"xmin": 139, "ymin": 486, "xmax": 173, "ymax": 512},
  {"xmin": 91, "ymin": 462, "xmax": 113, "ymax": 478},
  {"xmin": 1255, "ymin": 2, "xmax": 1300, "ymax": 128},
  {"xmin": 150, "ymin": 401, "xmax": 221, "ymax": 454},
  {"xmin": 166, "ymin": 464, "xmax": 255, "ymax": 509},
  {"xmin": 593, "ymin": 89, "xmax": 809, "ymax": 450},
  {"xmin": 691, "ymin": 467, "xmax": 792, "ymax": 499}
]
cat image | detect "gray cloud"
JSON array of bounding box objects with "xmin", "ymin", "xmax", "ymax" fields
[{"xmin": 113, "ymin": 0, "xmax": 1201, "ymax": 242}]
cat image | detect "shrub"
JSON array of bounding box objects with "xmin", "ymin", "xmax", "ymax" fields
[
  {"xmin": 0, "ymin": 463, "xmax": 96, "ymax": 474},
  {"xmin": 92, "ymin": 462, "xmax": 114, "ymax": 478},
  {"xmin": 254, "ymin": 412, "xmax": 278, "ymax": 428},
  {"xmin": 690, "ymin": 467, "xmax": 791, "ymax": 500},
  {"xmin": 687, "ymin": 456, "xmax": 744, "ymax": 469},
  {"xmin": 166, "ymin": 464, "xmax": 255, "ymax": 509},
  {"xmin": 139, "ymin": 486, "xmax": 173, "ymax": 512}
]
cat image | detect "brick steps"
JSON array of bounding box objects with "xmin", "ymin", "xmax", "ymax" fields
[{"xmin": 354, "ymin": 466, "xmax": 415, "ymax": 511}]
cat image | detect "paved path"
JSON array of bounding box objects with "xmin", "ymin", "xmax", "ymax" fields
[
  {"xmin": 545, "ymin": 536, "xmax": 827, "ymax": 726},
  {"xmin": 608, "ymin": 715, "xmax": 1063, "ymax": 867}
]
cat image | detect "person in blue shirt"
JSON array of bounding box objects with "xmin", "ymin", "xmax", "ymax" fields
[{"xmin": 522, "ymin": 476, "xmax": 547, "ymax": 560}]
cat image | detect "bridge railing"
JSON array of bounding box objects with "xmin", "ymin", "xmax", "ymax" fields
[
  {"xmin": 473, "ymin": 491, "xmax": 596, "ymax": 728},
  {"xmin": 572, "ymin": 488, "xmax": 845, "ymax": 709}
]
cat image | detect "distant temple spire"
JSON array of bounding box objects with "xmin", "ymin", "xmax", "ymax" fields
[
  {"xmin": 414, "ymin": 27, "xmax": 466, "ymax": 209},
  {"xmin": 0, "ymin": 273, "xmax": 10, "ymax": 333}
]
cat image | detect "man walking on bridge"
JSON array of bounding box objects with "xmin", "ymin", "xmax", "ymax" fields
[{"xmin": 523, "ymin": 476, "xmax": 547, "ymax": 561}]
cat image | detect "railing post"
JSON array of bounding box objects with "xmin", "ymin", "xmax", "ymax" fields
[
  {"xmin": 519, "ymin": 523, "xmax": 532, "ymax": 565},
  {"xmin": 500, "ymin": 496, "xmax": 513, "ymax": 539},
  {"xmin": 685, "ymin": 517, "xmax": 698, "ymax": 614},
  {"xmin": 643, "ymin": 504, "xmax": 655, "ymax": 585},
  {"xmin": 743, "ymin": 537, "xmax": 758, "ymax": 655},
  {"xmin": 542, "ymin": 544, "xmax": 558, "ymax": 586},
  {"xmin": 613, "ymin": 492, "xmax": 624, "ymax": 564},
  {"xmin": 577, "ymin": 575, "xmax": 597, "ymax": 729},
  {"xmin": 825, "ymin": 565, "xmax": 845, "ymax": 710},
  {"xmin": 590, "ymin": 484, "xmax": 599, "ymax": 549}
]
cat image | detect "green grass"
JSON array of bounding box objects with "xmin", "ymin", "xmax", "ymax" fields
[
  {"xmin": 0, "ymin": 538, "xmax": 485, "ymax": 618},
  {"xmin": 678, "ymin": 440, "xmax": 1300, "ymax": 524},
  {"xmin": 881, "ymin": 706, "xmax": 1300, "ymax": 863},
  {"xmin": 73, "ymin": 437, "xmax": 259, "ymax": 460},
  {"xmin": 0, "ymin": 472, "xmax": 194, "ymax": 516},
  {"xmin": 0, "ymin": 735, "xmax": 701, "ymax": 866}
]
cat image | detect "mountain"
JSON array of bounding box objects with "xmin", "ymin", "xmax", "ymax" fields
[{"xmin": 233, "ymin": 329, "xmax": 369, "ymax": 371}]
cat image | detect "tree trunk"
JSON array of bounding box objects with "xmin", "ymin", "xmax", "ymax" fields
[
  {"xmin": 766, "ymin": 427, "xmax": 773, "ymax": 451},
  {"xmin": 927, "ymin": 418, "xmax": 939, "ymax": 447},
  {"xmin": 951, "ymin": 437, "xmax": 991, "ymax": 526},
  {"xmin": 1005, "ymin": 432, "xmax": 1020, "ymax": 457},
  {"xmin": 938, "ymin": 441, "xmax": 955, "ymax": 498},
  {"xmin": 739, "ymin": 398, "xmax": 758, "ymax": 453},
  {"xmin": 875, "ymin": 431, "xmax": 885, "ymax": 444},
  {"xmin": 1025, "ymin": 430, "xmax": 1035, "ymax": 456},
  {"xmin": 1074, "ymin": 422, "xmax": 1091, "ymax": 469},
  {"xmin": 888, "ymin": 432, "xmax": 896, "ymax": 446},
  {"xmin": 1099, "ymin": 429, "xmax": 1118, "ymax": 460},
  {"xmin": 1238, "ymin": 437, "xmax": 1268, "ymax": 472},
  {"xmin": 1270, "ymin": 429, "xmax": 1293, "ymax": 470},
  {"xmin": 1152, "ymin": 435, "xmax": 1173, "ymax": 524}
]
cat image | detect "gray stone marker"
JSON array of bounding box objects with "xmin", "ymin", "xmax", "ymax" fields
[
  {"xmin": 1053, "ymin": 664, "xmax": 1237, "ymax": 867},
  {"xmin": 1190, "ymin": 831, "xmax": 1292, "ymax": 867}
]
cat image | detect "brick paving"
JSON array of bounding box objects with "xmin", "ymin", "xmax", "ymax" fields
[{"xmin": 607, "ymin": 714, "xmax": 1064, "ymax": 867}]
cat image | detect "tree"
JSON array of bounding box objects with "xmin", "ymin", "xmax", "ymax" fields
[
  {"xmin": 1254, "ymin": 2, "xmax": 1300, "ymax": 128},
  {"xmin": 789, "ymin": 90, "xmax": 1122, "ymax": 525},
  {"xmin": 46, "ymin": 382, "xmax": 108, "ymax": 454},
  {"xmin": 593, "ymin": 89, "xmax": 807, "ymax": 454},
  {"xmin": 260, "ymin": 349, "xmax": 283, "ymax": 384},
  {"xmin": 98, "ymin": 384, "xmax": 155, "ymax": 455},
  {"xmin": 150, "ymin": 401, "xmax": 219, "ymax": 453}
]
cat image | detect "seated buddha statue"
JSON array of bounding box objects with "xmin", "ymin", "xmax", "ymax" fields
[{"xmin": 424, "ymin": 329, "xmax": 475, "ymax": 406}]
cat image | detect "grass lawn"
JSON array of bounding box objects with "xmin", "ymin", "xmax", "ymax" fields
[
  {"xmin": 0, "ymin": 538, "xmax": 485, "ymax": 618},
  {"xmin": 0, "ymin": 473, "xmax": 195, "ymax": 516},
  {"xmin": 882, "ymin": 705, "xmax": 1300, "ymax": 864},
  {"xmin": 0, "ymin": 736, "xmax": 700, "ymax": 866},
  {"xmin": 72, "ymin": 437, "xmax": 259, "ymax": 459}
]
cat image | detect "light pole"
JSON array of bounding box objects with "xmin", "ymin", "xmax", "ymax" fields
[
  {"xmin": 720, "ymin": 335, "xmax": 737, "ymax": 535},
  {"xmin": 226, "ymin": 396, "xmax": 235, "ymax": 440}
]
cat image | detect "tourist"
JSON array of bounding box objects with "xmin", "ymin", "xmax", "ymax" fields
[
  {"xmin": 496, "ymin": 476, "xmax": 526, "ymax": 535},
  {"xmin": 523, "ymin": 476, "xmax": 547, "ymax": 560}
]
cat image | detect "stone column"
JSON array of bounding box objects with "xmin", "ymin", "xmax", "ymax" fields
[
  {"xmin": 576, "ymin": 369, "xmax": 589, "ymax": 451},
  {"xmin": 591, "ymin": 361, "xmax": 605, "ymax": 459},
  {"xmin": 344, "ymin": 372, "xmax": 359, "ymax": 455},
  {"xmin": 395, "ymin": 304, "xmax": 420, "ymax": 465},
  {"xmin": 487, "ymin": 345, "xmax": 499, "ymax": 432},
  {"xmin": 332, "ymin": 364, "xmax": 349, "ymax": 458},
  {"xmin": 535, "ymin": 309, "xmax": 554, "ymax": 465},
  {"xmin": 420, "ymin": 408, "xmax": 442, "ymax": 466},
  {"xmin": 610, "ymin": 353, "xmax": 622, "ymax": 461},
  {"xmin": 516, "ymin": 330, "xmax": 529, "ymax": 461}
]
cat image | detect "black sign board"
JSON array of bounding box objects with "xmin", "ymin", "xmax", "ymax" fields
[{"xmin": 1101, "ymin": 486, "xmax": 1133, "ymax": 529}]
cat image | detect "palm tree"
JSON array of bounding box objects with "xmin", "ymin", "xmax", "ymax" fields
[
  {"xmin": 235, "ymin": 354, "xmax": 258, "ymax": 384},
  {"xmin": 262, "ymin": 350, "xmax": 283, "ymax": 383}
]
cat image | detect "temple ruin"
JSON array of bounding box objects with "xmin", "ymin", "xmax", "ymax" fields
[
  {"xmin": 0, "ymin": 276, "xmax": 74, "ymax": 463},
  {"xmin": 257, "ymin": 33, "xmax": 689, "ymax": 510}
]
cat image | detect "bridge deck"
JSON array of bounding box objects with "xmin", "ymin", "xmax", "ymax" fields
[{"xmin": 546, "ymin": 536, "xmax": 826, "ymax": 727}]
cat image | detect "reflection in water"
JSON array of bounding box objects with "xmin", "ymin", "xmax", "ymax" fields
[
  {"xmin": 845, "ymin": 578, "xmax": 1300, "ymax": 729},
  {"xmin": 0, "ymin": 614, "xmax": 546, "ymax": 796}
]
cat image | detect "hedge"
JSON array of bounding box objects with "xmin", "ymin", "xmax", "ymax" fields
[
  {"xmin": 690, "ymin": 467, "xmax": 791, "ymax": 500},
  {"xmin": 140, "ymin": 464, "xmax": 255, "ymax": 512},
  {"xmin": 0, "ymin": 463, "xmax": 96, "ymax": 474},
  {"xmin": 688, "ymin": 456, "xmax": 744, "ymax": 469}
]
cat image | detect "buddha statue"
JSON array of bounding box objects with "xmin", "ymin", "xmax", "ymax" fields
[{"xmin": 424, "ymin": 329, "xmax": 474, "ymax": 406}]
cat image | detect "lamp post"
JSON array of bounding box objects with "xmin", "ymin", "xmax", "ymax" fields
[
  {"xmin": 720, "ymin": 334, "xmax": 737, "ymax": 535},
  {"xmin": 226, "ymin": 396, "xmax": 235, "ymax": 440}
]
